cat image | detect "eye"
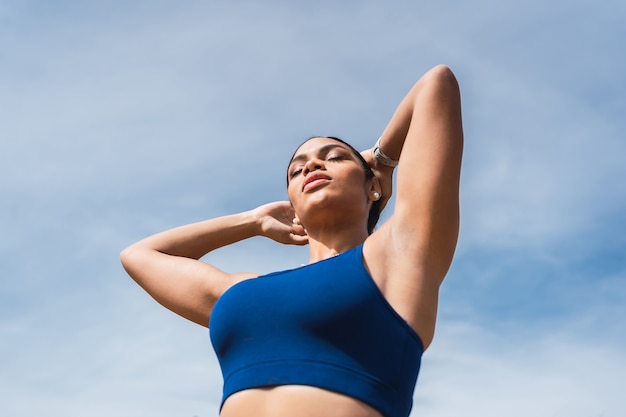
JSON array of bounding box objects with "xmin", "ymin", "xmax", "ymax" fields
[
  {"xmin": 289, "ymin": 167, "xmax": 303, "ymax": 179},
  {"xmin": 327, "ymin": 153, "xmax": 346, "ymax": 162}
]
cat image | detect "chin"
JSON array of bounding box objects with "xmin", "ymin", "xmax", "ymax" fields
[{"xmin": 305, "ymin": 192, "xmax": 334, "ymax": 210}]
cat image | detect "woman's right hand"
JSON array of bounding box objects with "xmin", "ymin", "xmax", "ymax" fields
[{"xmin": 253, "ymin": 201, "xmax": 309, "ymax": 245}]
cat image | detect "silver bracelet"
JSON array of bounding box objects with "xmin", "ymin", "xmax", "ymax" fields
[{"xmin": 372, "ymin": 138, "xmax": 399, "ymax": 168}]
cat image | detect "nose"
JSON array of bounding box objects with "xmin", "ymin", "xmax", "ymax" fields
[{"xmin": 303, "ymin": 158, "xmax": 324, "ymax": 176}]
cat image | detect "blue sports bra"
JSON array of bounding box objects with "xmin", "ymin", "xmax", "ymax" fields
[{"xmin": 209, "ymin": 244, "xmax": 424, "ymax": 417}]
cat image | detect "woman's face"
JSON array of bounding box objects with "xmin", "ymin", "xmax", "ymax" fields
[{"xmin": 287, "ymin": 137, "xmax": 373, "ymax": 227}]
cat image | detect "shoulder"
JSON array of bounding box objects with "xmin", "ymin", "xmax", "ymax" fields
[
  {"xmin": 362, "ymin": 222, "xmax": 441, "ymax": 349},
  {"xmin": 364, "ymin": 213, "xmax": 453, "ymax": 284},
  {"xmin": 218, "ymin": 272, "xmax": 260, "ymax": 297}
]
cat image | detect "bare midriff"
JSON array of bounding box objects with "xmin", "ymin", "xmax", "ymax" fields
[{"xmin": 220, "ymin": 385, "xmax": 384, "ymax": 417}]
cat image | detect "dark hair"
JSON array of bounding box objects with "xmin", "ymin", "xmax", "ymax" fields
[{"xmin": 287, "ymin": 136, "xmax": 382, "ymax": 234}]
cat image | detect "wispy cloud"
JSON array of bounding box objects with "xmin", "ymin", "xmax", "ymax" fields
[
  {"xmin": 414, "ymin": 317, "xmax": 626, "ymax": 417},
  {"xmin": 1, "ymin": 1, "xmax": 624, "ymax": 416}
]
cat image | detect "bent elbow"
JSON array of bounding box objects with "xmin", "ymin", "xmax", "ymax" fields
[
  {"xmin": 417, "ymin": 65, "xmax": 461, "ymax": 102},
  {"xmin": 429, "ymin": 64, "xmax": 458, "ymax": 85},
  {"xmin": 119, "ymin": 244, "xmax": 142, "ymax": 277},
  {"xmin": 119, "ymin": 246, "xmax": 132, "ymax": 268}
]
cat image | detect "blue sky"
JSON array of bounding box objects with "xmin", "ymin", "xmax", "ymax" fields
[{"xmin": 1, "ymin": 1, "xmax": 625, "ymax": 416}]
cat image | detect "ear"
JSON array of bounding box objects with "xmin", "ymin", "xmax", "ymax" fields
[{"xmin": 368, "ymin": 177, "xmax": 382, "ymax": 201}]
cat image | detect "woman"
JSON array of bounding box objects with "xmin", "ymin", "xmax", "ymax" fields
[{"xmin": 120, "ymin": 64, "xmax": 463, "ymax": 417}]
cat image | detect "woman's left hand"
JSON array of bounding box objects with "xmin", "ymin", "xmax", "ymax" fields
[{"xmin": 361, "ymin": 147, "xmax": 395, "ymax": 211}]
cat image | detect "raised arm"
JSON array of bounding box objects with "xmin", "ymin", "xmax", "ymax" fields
[
  {"xmin": 362, "ymin": 66, "xmax": 463, "ymax": 348},
  {"xmin": 120, "ymin": 201, "xmax": 308, "ymax": 327},
  {"xmin": 374, "ymin": 65, "xmax": 463, "ymax": 278}
]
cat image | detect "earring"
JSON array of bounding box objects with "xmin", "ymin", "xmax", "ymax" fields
[
  {"xmin": 373, "ymin": 192, "xmax": 381, "ymax": 200},
  {"xmin": 293, "ymin": 217, "xmax": 301, "ymax": 225}
]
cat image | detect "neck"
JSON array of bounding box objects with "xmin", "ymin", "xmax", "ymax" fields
[{"xmin": 305, "ymin": 225, "xmax": 369, "ymax": 263}]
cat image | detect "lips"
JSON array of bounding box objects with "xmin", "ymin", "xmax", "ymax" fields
[{"xmin": 302, "ymin": 173, "xmax": 331, "ymax": 192}]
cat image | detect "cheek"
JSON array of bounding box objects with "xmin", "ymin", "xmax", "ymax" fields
[
  {"xmin": 286, "ymin": 182, "xmax": 299, "ymax": 204},
  {"xmin": 345, "ymin": 172, "xmax": 370, "ymax": 194}
]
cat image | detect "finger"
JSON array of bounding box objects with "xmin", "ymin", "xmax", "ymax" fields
[
  {"xmin": 291, "ymin": 224, "xmax": 307, "ymax": 236},
  {"xmin": 289, "ymin": 233, "xmax": 309, "ymax": 245}
]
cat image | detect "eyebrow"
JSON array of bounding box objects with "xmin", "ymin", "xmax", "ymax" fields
[{"xmin": 288, "ymin": 143, "xmax": 349, "ymax": 166}]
